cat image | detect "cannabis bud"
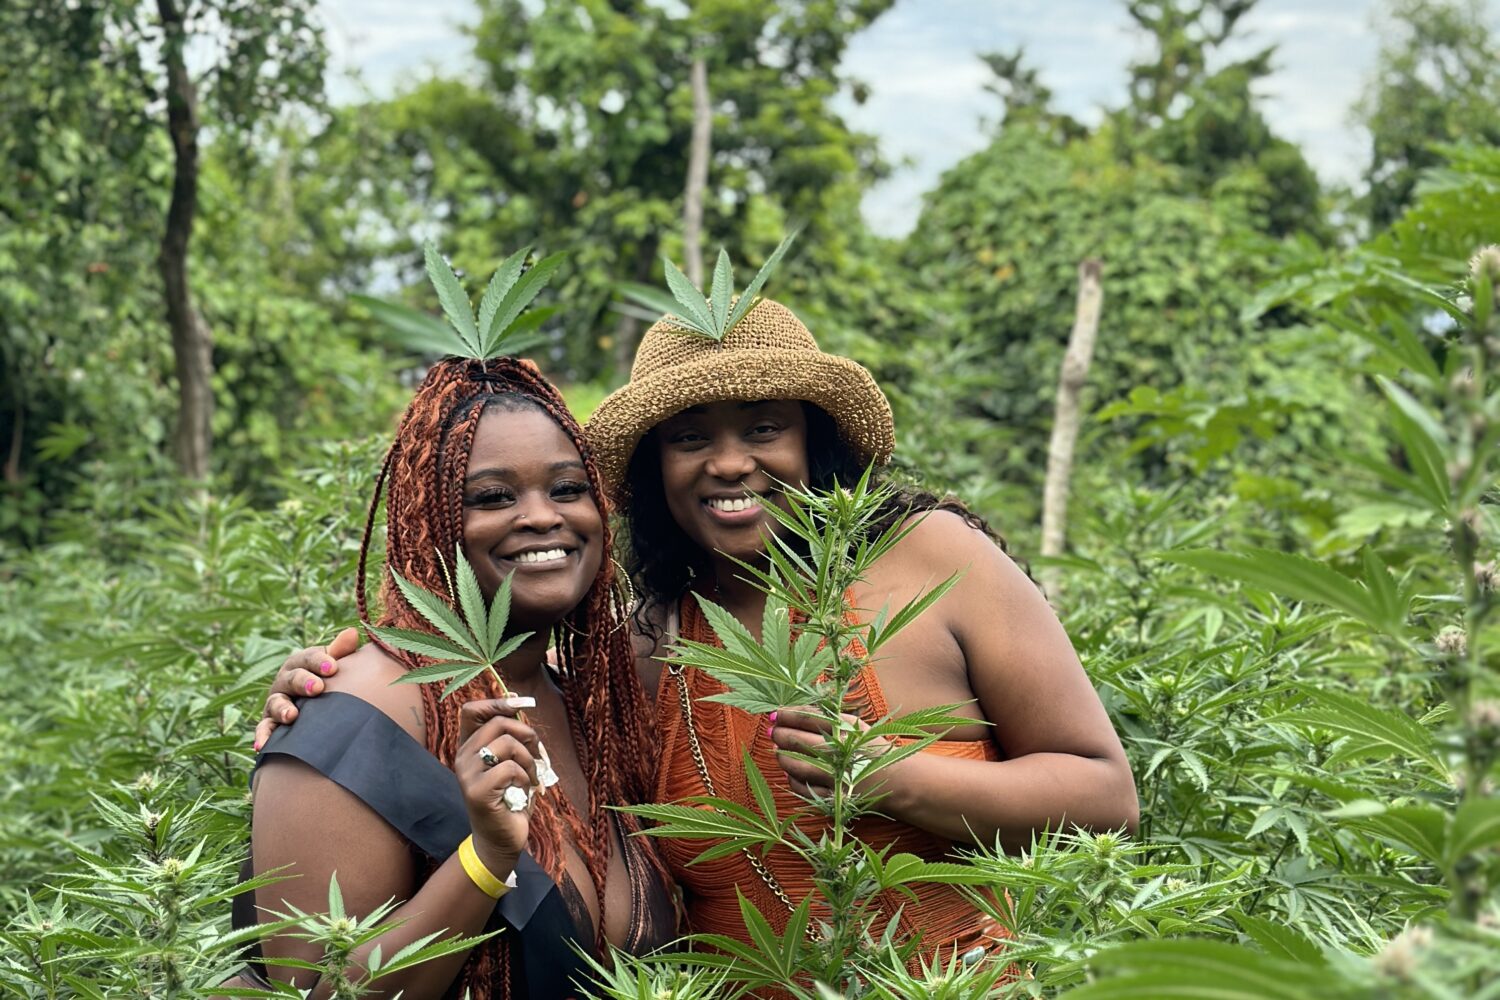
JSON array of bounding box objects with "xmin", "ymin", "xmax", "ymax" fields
[
  {"xmin": 1435, "ymin": 627, "xmax": 1468, "ymax": 656},
  {"xmin": 1373, "ymin": 925, "xmax": 1432, "ymax": 982},
  {"xmin": 1469, "ymin": 245, "xmax": 1500, "ymax": 287}
]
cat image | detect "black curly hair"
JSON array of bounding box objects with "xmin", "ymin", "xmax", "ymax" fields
[{"xmin": 620, "ymin": 403, "xmax": 1012, "ymax": 637}]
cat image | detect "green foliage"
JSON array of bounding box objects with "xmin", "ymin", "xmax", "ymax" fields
[
  {"xmin": 904, "ymin": 122, "xmax": 1277, "ymax": 504},
  {"xmin": 338, "ymin": 0, "xmax": 891, "ymax": 381},
  {"xmin": 0, "ymin": 5, "xmax": 406, "ymax": 546},
  {"xmin": 265, "ymin": 873, "xmax": 498, "ymax": 998},
  {"xmin": 1356, "ymin": 0, "xmax": 1500, "ymax": 228},
  {"xmin": 420, "ymin": 243, "xmax": 566, "ymax": 359},
  {"xmin": 891, "ymin": 1, "xmax": 1330, "ymax": 513}
]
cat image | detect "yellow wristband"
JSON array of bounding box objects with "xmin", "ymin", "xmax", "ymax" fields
[{"xmin": 458, "ymin": 835, "xmax": 510, "ymax": 899}]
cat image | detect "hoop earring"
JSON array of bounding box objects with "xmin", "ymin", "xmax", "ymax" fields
[
  {"xmin": 562, "ymin": 558, "xmax": 635, "ymax": 638},
  {"xmin": 608, "ymin": 557, "xmax": 636, "ymax": 633}
]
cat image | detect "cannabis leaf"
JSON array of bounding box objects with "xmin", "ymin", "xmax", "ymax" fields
[
  {"xmin": 366, "ymin": 546, "xmax": 534, "ymax": 700},
  {"xmin": 368, "ymin": 545, "xmax": 560, "ymax": 792},
  {"xmin": 620, "ymin": 229, "xmax": 800, "ymax": 342},
  {"xmin": 356, "ymin": 243, "xmax": 565, "ymax": 360}
]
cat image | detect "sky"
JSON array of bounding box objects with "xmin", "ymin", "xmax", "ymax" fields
[{"xmin": 318, "ymin": 0, "xmax": 1385, "ymax": 236}]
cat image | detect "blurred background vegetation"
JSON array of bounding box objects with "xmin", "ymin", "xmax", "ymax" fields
[{"xmin": 2, "ymin": 0, "xmax": 1498, "ymax": 996}]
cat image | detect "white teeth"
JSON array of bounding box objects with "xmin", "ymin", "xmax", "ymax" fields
[
  {"xmin": 512, "ymin": 548, "xmax": 567, "ymax": 564},
  {"xmin": 706, "ymin": 497, "xmax": 756, "ymax": 512}
]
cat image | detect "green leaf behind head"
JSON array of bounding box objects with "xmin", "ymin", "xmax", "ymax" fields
[
  {"xmin": 423, "ymin": 241, "xmax": 481, "ymax": 355},
  {"xmin": 476, "ymin": 246, "xmax": 531, "ymax": 347},
  {"xmin": 482, "ymin": 251, "xmax": 567, "ymax": 355},
  {"xmin": 352, "ymin": 294, "xmax": 470, "ymax": 357},
  {"xmin": 662, "ymin": 257, "xmax": 717, "ymax": 335},
  {"xmin": 708, "ymin": 248, "xmax": 733, "ymax": 329},
  {"xmin": 619, "ymin": 282, "xmax": 710, "ymax": 336}
]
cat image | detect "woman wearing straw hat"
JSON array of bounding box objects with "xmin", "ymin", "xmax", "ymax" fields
[
  {"xmin": 256, "ymin": 254, "xmax": 1137, "ymax": 967},
  {"xmin": 581, "ymin": 293, "xmax": 1138, "ymax": 964}
]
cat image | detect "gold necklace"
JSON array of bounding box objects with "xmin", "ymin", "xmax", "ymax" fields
[{"xmin": 668, "ymin": 662, "xmax": 822, "ymax": 943}]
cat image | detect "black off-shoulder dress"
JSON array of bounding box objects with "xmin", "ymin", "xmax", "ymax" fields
[{"xmin": 233, "ymin": 692, "xmax": 676, "ymax": 999}]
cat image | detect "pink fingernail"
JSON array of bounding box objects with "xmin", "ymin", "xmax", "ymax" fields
[
  {"xmin": 769, "ymin": 711, "xmax": 778, "ymax": 724},
  {"xmin": 766, "ymin": 726, "xmax": 774, "ymax": 738},
  {"xmin": 304, "ymin": 679, "xmax": 315, "ymax": 694},
  {"xmin": 253, "ymin": 740, "xmax": 262, "ymax": 752},
  {"xmin": 320, "ymin": 661, "xmax": 333, "ymax": 675}
]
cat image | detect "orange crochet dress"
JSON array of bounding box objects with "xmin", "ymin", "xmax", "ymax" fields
[{"xmin": 654, "ymin": 594, "xmax": 1010, "ymax": 972}]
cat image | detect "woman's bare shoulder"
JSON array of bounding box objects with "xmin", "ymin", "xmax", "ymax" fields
[
  {"xmin": 320, "ymin": 642, "xmax": 427, "ymax": 742},
  {"xmin": 887, "ymin": 508, "xmax": 1016, "ymax": 574}
]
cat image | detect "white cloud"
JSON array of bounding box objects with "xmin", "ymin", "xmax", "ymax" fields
[
  {"xmin": 315, "ymin": 0, "xmax": 1385, "ymax": 234},
  {"xmin": 320, "ymin": 0, "xmax": 478, "ymax": 100}
]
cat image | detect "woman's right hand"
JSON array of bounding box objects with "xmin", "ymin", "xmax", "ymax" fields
[
  {"xmin": 455, "ymin": 697, "xmax": 543, "ymax": 871},
  {"xmin": 252, "ymin": 627, "xmax": 360, "ymax": 751}
]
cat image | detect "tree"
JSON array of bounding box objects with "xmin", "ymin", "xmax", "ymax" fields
[
  {"xmin": 138, "ymin": 0, "xmax": 327, "ymax": 479},
  {"xmin": 0, "ymin": 5, "xmax": 398, "ymax": 543},
  {"xmin": 1115, "ymin": 0, "xmax": 1323, "ymax": 238},
  {"xmin": 682, "ymin": 53, "xmax": 712, "ymax": 288},
  {"xmin": 0, "ymin": 2, "xmax": 164, "ymax": 540},
  {"xmin": 1356, "ymin": 0, "xmax": 1500, "ymax": 229},
  {"xmin": 886, "ymin": 6, "xmax": 1331, "ymax": 509},
  {"xmin": 345, "ymin": 0, "xmax": 894, "ymax": 382},
  {"xmin": 980, "ymin": 47, "xmax": 1087, "ymax": 143}
]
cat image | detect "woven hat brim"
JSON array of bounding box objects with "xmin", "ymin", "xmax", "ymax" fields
[{"xmin": 586, "ymin": 350, "xmax": 895, "ymax": 498}]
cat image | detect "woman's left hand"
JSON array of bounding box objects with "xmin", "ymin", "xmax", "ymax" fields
[{"xmin": 768, "ymin": 706, "xmax": 895, "ymax": 799}]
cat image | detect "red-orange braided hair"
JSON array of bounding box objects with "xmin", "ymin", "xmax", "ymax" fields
[{"xmin": 355, "ymin": 356, "xmax": 661, "ymax": 998}]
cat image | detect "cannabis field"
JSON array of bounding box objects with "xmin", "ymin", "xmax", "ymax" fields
[{"xmin": 3, "ymin": 0, "xmax": 1500, "ymax": 996}]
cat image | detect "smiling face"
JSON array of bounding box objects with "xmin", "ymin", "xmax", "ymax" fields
[
  {"xmin": 654, "ymin": 399, "xmax": 810, "ymax": 569},
  {"xmin": 460, "ymin": 404, "xmax": 605, "ymax": 632}
]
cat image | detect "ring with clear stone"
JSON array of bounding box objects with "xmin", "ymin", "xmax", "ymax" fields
[{"xmin": 477, "ymin": 746, "xmax": 500, "ymax": 769}]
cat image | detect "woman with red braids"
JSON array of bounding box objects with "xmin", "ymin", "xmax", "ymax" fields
[{"xmin": 238, "ymin": 355, "xmax": 674, "ymax": 999}]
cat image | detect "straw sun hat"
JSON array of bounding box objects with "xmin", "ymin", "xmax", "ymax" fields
[{"xmin": 585, "ymin": 298, "xmax": 895, "ymax": 496}]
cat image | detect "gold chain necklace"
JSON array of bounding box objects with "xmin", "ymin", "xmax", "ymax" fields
[{"xmin": 668, "ymin": 661, "xmax": 822, "ymax": 943}]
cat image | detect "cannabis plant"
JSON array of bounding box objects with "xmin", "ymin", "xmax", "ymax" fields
[
  {"xmin": 354, "ymin": 242, "xmax": 565, "ymax": 359},
  {"xmin": 1052, "ymin": 242, "xmax": 1500, "ymax": 994},
  {"xmin": 264, "ymin": 874, "xmax": 496, "ymax": 999},
  {"xmin": 614, "ymin": 470, "xmax": 999, "ymax": 998},
  {"xmin": 0, "ymin": 778, "xmax": 294, "ymax": 999}
]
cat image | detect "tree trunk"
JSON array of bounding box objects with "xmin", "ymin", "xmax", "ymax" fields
[
  {"xmin": 157, "ymin": 0, "xmax": 213, "ymax": 481},
  {"xmin": 1040, "ymin": 258, "xmax": 1104, "ymax": 599},
  {"xmin": 3, "ymin": 404, "xmax": 20, "ymax": 485},
  {"xmin": 682, "ymin": 54, "xmax": 711, "ymax": 287}
]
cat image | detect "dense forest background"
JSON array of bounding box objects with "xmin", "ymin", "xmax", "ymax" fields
[{"xmin": 2, "ymin": 0, "xmax": 1499, "ymax": 995}]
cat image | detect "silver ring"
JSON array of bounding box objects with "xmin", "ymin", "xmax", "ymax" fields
[{"xmin": 477, "ymin": 746, "xmax": 500, "ymax": 768}]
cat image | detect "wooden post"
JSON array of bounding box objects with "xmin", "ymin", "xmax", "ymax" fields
[
  {"xmin": 682, "ymin": 54, "xmax": 711, "ymax": 286},
  {"xmin": 1040, "ymin": 258, "xmax": 1104, "ymax": 599}
]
